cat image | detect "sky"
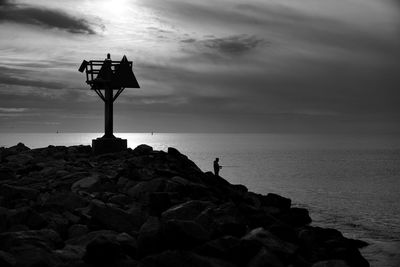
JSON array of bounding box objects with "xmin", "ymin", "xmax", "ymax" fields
[{"xmin": 0, "ymin": 0, "xmax": 399, "ymax": 133}]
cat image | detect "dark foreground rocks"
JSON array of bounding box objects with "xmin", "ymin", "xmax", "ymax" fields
[{"xmin": 0, "ymin": 143, "xmax": 369, "ymax": 267}]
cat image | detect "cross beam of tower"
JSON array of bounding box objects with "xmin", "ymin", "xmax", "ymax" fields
[{"xmin": 78, "ymin": 53, "xmax": 140, "ymax": 154}]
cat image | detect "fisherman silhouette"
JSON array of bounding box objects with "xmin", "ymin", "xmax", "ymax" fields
[{"xmin": 214, "ymin": 157, "xmax": 222, "ymax": 176}]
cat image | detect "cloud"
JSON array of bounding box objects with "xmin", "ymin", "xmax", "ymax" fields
[
  {"xmin": 0, "ymin": 66, "xmax": 66, "ymax": 90},
  {"xmin": 202, "ymin": 35, "xmax": 264, "ymax": 55},
  {"xmin": 0, "ymin": 107, "xmax": 29, "ymax": 112},
  {"xmin": 0, "ymin": 0, "xmax": 98, "ymax": 34}
]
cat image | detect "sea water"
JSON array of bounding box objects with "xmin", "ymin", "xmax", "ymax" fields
[{"xmin": 1, "ymin": 133, "xmax": 399, "ymax": 266}]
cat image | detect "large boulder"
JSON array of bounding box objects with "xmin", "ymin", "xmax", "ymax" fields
[
  {"xmin": 0, "ymin": 229, "xmax": 63, "ymax": 251},
  {"xmin": 162, "ymin": 200, "xmax": 213, "ymax": 221},
  {"xmin": 83, "ymin": 234, "xmax": 123, "ymax": 266},
  {"xmin": 195, "ymin": 236, "xmax": 262, "ymax": 266},
  {"xmin": 260, "ymin": 193, "xmax": 291, "ymax": 211},
  {"xmin": 162, "ymin": 219, "xmax": 211, "ymax": 249},
  {"xmin": 88, "ymin": 200, "xmax": 139, "ymax": 233},
  {"xmin": 5, "ymin": 143, "xmax": 30, "ymax": 155},
  {"xmin": 66, "ymin": 230, "xmax": 118, "ymax": 247},
  {"xmin": 247, "ymin": 247, "xmax": 285, "ymax": 267},
  {"xmin": 242, "ymin": 228, "xmax": 297, "ymax": 262},
  {"xmin": 312, "ymin": 260, "xmax": 351, "ymax": 267},
  {"xmin": 7, "ymin": 207, "xmax": 47, "ymax": 230},
  {"xmin": 133, "ymin": 145, "xmax": 153, "ymax": 155},
  {"xmin": 0, "ymin": 250, "xmax": 16, "ymax": 267},
  {"xmin": 0, "ymin": 168, "xmax": 16, "ymax": 181},
  {"xmin": 127, "ymin": 179, "xmax": 165, "ymax": 202},
  {"xmin": 40, "ymin": 191, "xmax": 88, "ymax": 211},
  {"xmin": 195, "ymin": 202, "xmax": 247, "ymax": 238},
  {"xmin": 279, "ymin": 207, "xmax": 312, "ymax": 227},
  {"xmin": 0, "ymin": 184, "xmax": 39, "ymax": 202},
  {"xmin": 137, "ymin": 216, "xmax": 164, "ymax": 257},
  {"xmin": 71, "ymin": 174, "xmax": 101, "ymax": 193},
  {"xmin": 139, "ymin": 250, "xmax": 236, "ymax": 267}
]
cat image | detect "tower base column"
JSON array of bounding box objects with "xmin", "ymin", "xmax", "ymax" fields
[{"xmin": 92, "ymin": 137, "xmax": 127, "ymax": 155}]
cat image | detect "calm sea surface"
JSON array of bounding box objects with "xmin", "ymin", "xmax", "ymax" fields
[{"xmin": 1, "ymin": 133, "xmax": 399, "ymax": 266}]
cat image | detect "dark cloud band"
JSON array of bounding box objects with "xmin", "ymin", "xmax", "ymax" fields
[
  {"xmin": 0, "ymin": 1, "xmax": 98, "ymax": 34},
  {"xmin": 203, "ymin": 35, "xmax": 264, "ymax": 54}
]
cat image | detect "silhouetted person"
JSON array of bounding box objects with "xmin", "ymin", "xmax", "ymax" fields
[{"xmin": 214, "ymin": 157, "xmax": 222, "ymax": 176}]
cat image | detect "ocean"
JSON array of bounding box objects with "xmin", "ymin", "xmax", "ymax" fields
[{"xmin": 1, "ymin": 133, "xmax": 399, "ymax": 266}]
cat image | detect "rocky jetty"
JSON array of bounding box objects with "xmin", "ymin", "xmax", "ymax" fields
[{"xmin": 0, "ymin": 143, "xmax": 369, "ymax": 267}]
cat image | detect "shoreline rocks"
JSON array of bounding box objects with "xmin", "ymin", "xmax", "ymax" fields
[{"xmin": 0, "ymin": 143, "xmax": 369, "ymax": 267}]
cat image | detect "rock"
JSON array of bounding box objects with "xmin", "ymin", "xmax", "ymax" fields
[
  {"xmin": 83, "ymin": 234, "xmax": 123, "ymax": 266},
  {"xmin": 6, "ymin": 245, "xmax": 60, "ymax": 267},
  {"xmin": 6, "ymin": 143, "xmax": 30, "ymax": 154},
  {"xmin": 196, "ymin": 236, "xmax": 262, "ymax": 266},
  {"xmin": 195, "ymin": 203, "xmax": 247, "ymax": 238},
  {"xmin": 41, "ymin": 191, "xmax": 88, "ymax": 211},
  {"xmin": 40, "ymin": 212, "xmax": 69, "ymax": 237},
  {"xmin": 139, "ymin": 250, "xmax": 236, "ymax": 267},
  {"xmin": 242, "ymin": 228, "xmax": 297, "ymax": 261},
  {"xmin": 247, "ymin": 247, "xmax": 285, "ymax": 267},
  {"xmin": 88, "ymin": 200, "xmax": 139, "ymax": 232},
  {"xmin": 260, "ymin": 193, "xmax": 291, "ymax": 211},
  {"xmin": 162, "ymin": 219, "xmax": 211, "ymax": 249},
  {"xmin": 126, "ymin": 202, "xmax": 149, "ymax": 229},
  {"xmin": 137, "ymin": 216, "xmax": 163, "ymax": 256},
  {"xmin": 0, "ymin": 229, "xmax": 63, "ymax": 253},
  {"xmin": 149, "ymin": 192, "xmax": 171, "ymax": 215},
  {"xmin": 0, "ymin": 184, "xmax": 39, "ymax": 202},
  {"xmin": 53, "ymin": 244, "xmax": 86, "ymax": 266},
  {"xmin": 0, "ymin": 168, "xmax": 16, "ymax": 181},
  {"xmin": 108, "ymin": 194, "xmax": 131, "ymax": 206},
  {"xmin": 312, "ymin": 260, "xmax": 351, "ymax": 267},
  {"xmin": 71, "ymin": 174, "xmax": 101, "ymax": 193},
  {"xmin": 50, "ymin": 171, "xmax": 91, "ymax": 190},
  {"xmin": 280, "ymin": 207, "xmax": 312, "ymax": 227},
  {"xmin": 116, "ymin": 232, "xmax": 138, "ymax": 259},
  {"xmin": 0, "ymin": 229, "xmax": 64, "ymax": 267},
  {"xmin": 68, "ymin": 224, "xmax": 88, "ymax": 239},
  {"xmin": 63, "ymin": 211, "xmax": 81, "ymax": 225},
  {"xmin": 0, "ymin": 208, "xmax": 9, "ymax": 232},
  {"xmin": 133, "ymin": 144, "xmax": 153, "ymax": 155},
  {"xmin": 238, "ymin": 204, "xmax": 279, "ymax": 229},
  {"xmin": 0, "ymin": 250, "xmax": 16, "ymax": 267},
  {"xmin": 8, "ymin": 207, "xmax": 47, "ymax": 230},
  {"xmin": 127, "ymin": 179, "xmax": 165, "ymax": 202},
  {"xmin": 66, "ymin": 230, "xmax": 117, "ymax": 247},
  {"xmin": 167, "ymin": 147, "xmax": 182, "ymax": 157},
  {"xmin": 162, "ymin": 200, "xmax": 213, "ymax": 221}
]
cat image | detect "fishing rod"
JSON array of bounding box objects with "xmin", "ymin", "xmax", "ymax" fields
[{"xmin": 221, "ymin": 165, "xmax": 240, "ymax": 168}]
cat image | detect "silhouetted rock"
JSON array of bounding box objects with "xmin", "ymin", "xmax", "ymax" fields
[
  {"xmin": 162, "ymin": 219, "xmax": 211, "ymax": 249},
  {"xmin": 0, "ymin": 168, "xmax": 16, "ymax": 181},
  {"xmin": 312, "ymin": 260, "xmax": 350, "ymax": 267},
  {"xmin": 0, "ymin": 250, "xmax": 16, "ymax": 267},
  {"xmin": 243, "ymin": 227, "xmax": 298, "ymax": 263},
  {"xmin": 83, "ymin": 234, "xmax": 123, "ymax": 265},
  {"xmin": 247, "ymin": 247, "xmax": 285, "ymax": 267},
  {"xmin": 0, "ymin": 143, "xmax": 369, "ymax": 267},
  {"xmin": 162, "ymin": 200, "xmax": 213, "ymax": 221},
  {"xmin": 88, "ymin": 200, "xmax": 139, "ymax": 232},
  {"xmin": 139, "ymin": 250, "xmax": 235, "ymax": 267},
  {"xmin": 137, "ymin": 216, "xmax": 163, "ymax": 256},
  {"xmin": 260, "ymin": 193, "xmax": 291, "ymax": 211},
  {"xmin": 68, "ymin": 224, "xmax": 88, "ymax": 239},
  {"xmin": 133, "ymin": 144, "xmax": 153, "ymax": 155},
  {"xmin": 280, "ymin": 207, "xmax": 312, "ymax": 227}
]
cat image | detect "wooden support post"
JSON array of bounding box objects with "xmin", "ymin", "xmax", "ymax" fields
[{"xmin": 104, "ymin": 87, "xmax": 114, "ymax": 138}]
